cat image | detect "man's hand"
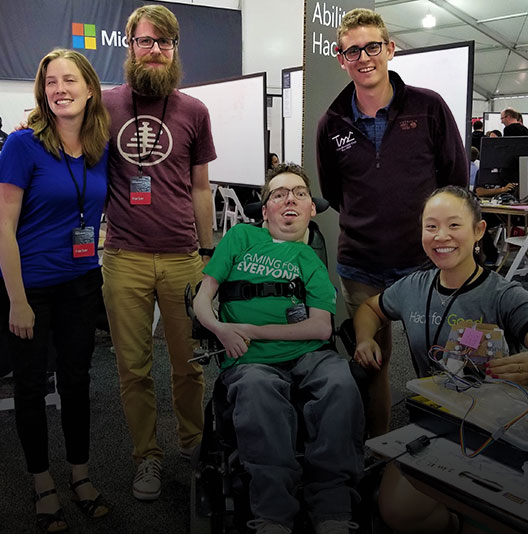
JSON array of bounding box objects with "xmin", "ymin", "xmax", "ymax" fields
[
  {"xmin": 215, "ymin": 323, "xmax": 253, "ymax": 359},
  {"xmin": 354, "ymin": 339, "xmax": 382, "ymax": 371}
]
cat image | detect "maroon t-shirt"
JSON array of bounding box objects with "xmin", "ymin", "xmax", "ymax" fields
[{"xmin": 103, "ymin": 85, "xmax": 216, "ymax": 253}]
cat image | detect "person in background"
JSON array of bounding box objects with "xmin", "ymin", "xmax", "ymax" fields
[
  {"xmin": 501, "ymin": 108, "xmax": 528, "ymax": 136},
  {"xmin": 316, "ymin": 7, "xmax": 468, "ymax": 436},
  {"xmin": 267, "ymin": 152, "xmax": 280, "ymax": 170},
  {"xmin": 194, "ymin": 163, "xmax": 364, "ymax": 534},
  {"xmin": 101, "ymin": 4, "xmax": 216, "ymax": 501},
  {"xmin": 354, "ymin": 186, "xmax": 528, "ymax": 532},
  {"xmin": 471, "ymin": 119, "xmax": 484, "ymax": 149},
  {"xmin": 0, "ymin": 49, "xmax": 110, "ymax": 532},
  {"xmin": 0, "ymin": 116, "xmax": 8, "ymax": 151},
  {"xmin": 485, "ymin": 129, "xmax": 502, "ymax": 138},
  {"xmin": 469, "ymin": 146, "xmax": 479, "ymax": 190}
]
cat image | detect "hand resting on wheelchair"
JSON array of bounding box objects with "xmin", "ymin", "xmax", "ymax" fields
[{"xmin": 192, "ymin": 164, "xmax": 364, "ymax": 534}]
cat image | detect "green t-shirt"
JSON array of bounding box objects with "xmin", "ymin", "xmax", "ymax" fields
[{"xmin": 204, "ymin": 224, "xmax": 336, "ymax": 368}]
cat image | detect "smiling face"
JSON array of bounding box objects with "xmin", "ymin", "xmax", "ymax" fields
[
  {"xmin": 337, "ymin": 25, "xmax": 395, "ymax": 92},
  {"xmin": 262, "ymin": 172, "xmax": 316, "ymax": 242},
  {"xmin": 44, "ymin": 58, "xmax": 92, "ymax": 123},
  {"xmin": 422, "ymin": 192, "xmax": 486, "ymax": 281}
]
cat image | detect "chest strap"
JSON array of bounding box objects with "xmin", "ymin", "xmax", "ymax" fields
[{"xmin": 218, "ymin": 277, "xmax": 305, "ymax": 304}]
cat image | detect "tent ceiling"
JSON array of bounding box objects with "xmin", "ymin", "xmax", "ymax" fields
[{"xmin": 375, "ymin": 0, "xmax": 528, "ymax": 101}]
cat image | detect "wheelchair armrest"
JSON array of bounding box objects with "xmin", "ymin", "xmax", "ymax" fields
[
  {"xmin": 336, "ymin": 318, "xmax": 356, "ymax": 356},
  {"xmin": 184, "ymin": 283, "xmax": 225, "ymax": 365}
]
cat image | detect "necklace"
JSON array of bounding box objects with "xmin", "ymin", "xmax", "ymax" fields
[{"xmin": 435, "ymin": 277, "xmax": 456, "ymax": 306}]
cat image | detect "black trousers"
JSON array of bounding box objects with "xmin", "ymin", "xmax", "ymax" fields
[{"xmin": 0, "ymin": 268, "xmax": 102, "ymax": 473}]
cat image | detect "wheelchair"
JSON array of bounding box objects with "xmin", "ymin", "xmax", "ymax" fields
[{"xmin": 186, "ymin": 202, "xmax": 377, "ymax": 534}]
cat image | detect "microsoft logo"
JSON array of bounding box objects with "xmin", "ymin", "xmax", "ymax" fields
[{"xmin": 72, "ymin": 23, "xmax": 97, "ymax": 50}]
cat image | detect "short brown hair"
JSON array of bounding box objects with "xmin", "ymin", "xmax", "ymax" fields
[
  {"xmin": 337, "ymin": 8, "xmax": 390, "ymax": 48},
  {"xmin": 261, "ymin": 162, "xmax": 311, "ymax": 204},
  {"xmin": 502, "ymin": 108, "xmax": 518, "ymax": 120},
  {"xmin": 28, "ymin": 48, "xmax": 109, "ymax": 167},
  {"xmin": 126, "ymin": 4, "xmax": 180, "ymax": 44}
]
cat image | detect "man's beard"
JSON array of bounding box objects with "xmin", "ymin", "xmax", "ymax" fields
[{"xmin": 125, "ymin": 52, "xmax": 182, "ymax": 97}]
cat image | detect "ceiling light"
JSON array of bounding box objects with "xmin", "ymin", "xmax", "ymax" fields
[{"xmin": 422, "ymin": 13, "xmax": 436, "ymax": 29}]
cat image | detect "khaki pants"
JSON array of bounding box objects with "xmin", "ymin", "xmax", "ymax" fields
[{"xmin": 102, "ymin": 247, "xmax": 204, "ymax": 461}]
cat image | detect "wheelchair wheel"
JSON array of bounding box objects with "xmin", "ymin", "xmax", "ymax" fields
[{"xmin": 190, "ymin": 470, "xmax": 213, "ymax": 534}]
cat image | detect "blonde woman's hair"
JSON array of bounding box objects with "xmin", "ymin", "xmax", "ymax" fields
[{"xmin": 28, "ymin": 48, "xmax": 109, "ymax": 167}]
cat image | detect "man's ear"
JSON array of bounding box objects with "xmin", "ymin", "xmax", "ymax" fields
[
  {"xmin": 386, "ymin": 40, "xmax": 396, "ymax": 61},
  {"xmin": 262, "ymin": 204, "xmax": 268, "ymax": 222},
  {"xmin": 337, "ymin": 52, "xmax": 346, "ymax": 70},
  {"xmin": 310, "ymin": 202, "xmax": 316, "ymax": 217}
]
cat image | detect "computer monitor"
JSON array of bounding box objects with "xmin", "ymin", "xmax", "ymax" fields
[{"xmin": 478, "ymin": 136, "xmax": 528, "ymax": 188}]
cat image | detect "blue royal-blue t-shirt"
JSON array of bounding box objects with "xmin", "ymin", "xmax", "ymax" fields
[{"xmin": 0, "ymin": 129, "xmax": 108, "ymax": 288}]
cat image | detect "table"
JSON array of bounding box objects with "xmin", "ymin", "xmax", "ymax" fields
[{"xmin": 367, "ymin": 424, "xmax": 528, "ymax": 533}]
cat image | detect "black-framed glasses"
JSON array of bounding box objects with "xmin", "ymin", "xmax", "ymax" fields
[
  {"xmin": 264, "ymin": 186, "xmax": 311, "ymax": 204},
  {"xmin": 339, "ymin": 41, "xmax": 388, "ymax": 62},
  {"xmin": 131, "ymin": 36, "xmax": 178, "ymax": 50}
]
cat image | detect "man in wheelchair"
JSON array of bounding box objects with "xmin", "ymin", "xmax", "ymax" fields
[{"xmin": 194, "ymin": 163, "xmax": 365, "ymax": 534}]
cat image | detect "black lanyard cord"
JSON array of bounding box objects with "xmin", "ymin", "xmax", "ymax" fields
[
  {"xmin": 425, "ymin": 263, "xmax": 480, "ymax": 352},
  {"xmin": 132, "ymin": 92, "xmax": 168, "ymax": 175},
  {"xmin": 61, "ymin": 145, "xmax": 87, "ymax": 229}
]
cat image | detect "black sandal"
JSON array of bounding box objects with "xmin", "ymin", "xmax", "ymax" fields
[
  {"xmin": 34, "ymin": 488, "xmax": 68, "ymax": 533},
  {"xmin": 69, "ymin": 477, "xmax": 110, "ymax": 519}
]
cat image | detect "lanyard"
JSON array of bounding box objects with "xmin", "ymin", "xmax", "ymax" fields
[
  {"xmin": 132, "ymin": 91, "xmax": 168, "ymax": 175},
  {"xmin": 61, "ymin": 146, "xmax": 87, "ymax": 229},
  {"xmin": 424, "ymin": 264, "xmax": 479, "ymax": 352}
]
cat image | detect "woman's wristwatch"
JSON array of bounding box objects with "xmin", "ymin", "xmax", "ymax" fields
[{"xmin": 198, "ymin": 247, "xmax": 215, "ymax": 257}]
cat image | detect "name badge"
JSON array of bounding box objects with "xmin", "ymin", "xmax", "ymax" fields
[
  {"xmin": 72, "ymin": 226, "xmax": 95, "ymax": 258},
  {"xmin": 130, "ymin": 175, "xmax": 152, "ymax": 205},
  {"xmin": 286, "ymin": 303, "xmax": 308, "ymax": 324}
]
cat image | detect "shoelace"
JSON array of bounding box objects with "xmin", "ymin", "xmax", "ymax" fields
[
  {"xmin": 135, "ymin": 459, "xmax": 161, "ymax": 481},
  {"xmin": 246, "ymin": 519, "xmax": 291, "ymax": 533}
]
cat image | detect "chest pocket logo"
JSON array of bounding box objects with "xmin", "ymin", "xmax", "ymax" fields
[
  {"xmin": 331, "ymin": 131, "xmax": 356, "ymax": 153},
  {"xmin": 399, "ymin": 120, "xmax": 418, "ymax": 130}
]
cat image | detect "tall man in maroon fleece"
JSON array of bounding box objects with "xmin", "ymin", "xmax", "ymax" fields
[{"xmin": 316, "ymin": 8, "xmax": 468, "ymax": 436}]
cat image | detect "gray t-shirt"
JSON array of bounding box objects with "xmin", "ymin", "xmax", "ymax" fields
[{"xmin": 380, "ymin": 269, "xmax": 528, "ymax": 377}]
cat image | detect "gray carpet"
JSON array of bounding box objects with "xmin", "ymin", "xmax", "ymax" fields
[{"xmin": 0, "ymin": 318, "xmax": 415, "ymax": 534}]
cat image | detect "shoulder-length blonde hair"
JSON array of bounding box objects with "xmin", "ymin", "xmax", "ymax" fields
[{"xmin": 28, "ymin": 48, "xmax": 109, "ymax": 167}]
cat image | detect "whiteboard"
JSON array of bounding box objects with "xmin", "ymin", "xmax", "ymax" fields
[
  {"xmin": 282, "ymin": 67, "xmax": 303, "ymax": 165},
  {"xmin": 181, "ymin": 73, "xmax": 267, "ymax": 187},
  {"xmin": 391, "ymin": 42, "xmax": 473, "ymax": 148}
]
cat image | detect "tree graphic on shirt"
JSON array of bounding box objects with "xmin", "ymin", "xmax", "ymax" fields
[{"xmin": 126, "ymin": 121, "xmax": 164, "ymax": 158}]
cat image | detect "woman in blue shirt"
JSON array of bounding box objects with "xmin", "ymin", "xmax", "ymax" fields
[{"xmin": 0, "ymin": 49, "xmax": 109, "ymax": 532}]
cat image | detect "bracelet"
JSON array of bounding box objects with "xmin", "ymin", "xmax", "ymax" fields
[{"xmin": 198, "ymin": 247, "xmax": 215, "ymax": 257}]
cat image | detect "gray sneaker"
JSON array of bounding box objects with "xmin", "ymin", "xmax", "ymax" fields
[
  {"xmin": 132, "ymin": 458, "xmax": 162, "ymax": 500},
  {"xmin": 314, "ymin": 519, "xmax": 359, "ymax": 533},
  {"xmin": 246, "ymin": 519, "xmax": 292, "ymax": 533}
]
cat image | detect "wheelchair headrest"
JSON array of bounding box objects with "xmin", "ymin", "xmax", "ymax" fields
[{"xmin": 244, "ymin": 197, "xmax": 330, "ymax": 220}]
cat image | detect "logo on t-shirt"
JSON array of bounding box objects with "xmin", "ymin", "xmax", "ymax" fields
[{"xmin": 117, "ymin": 116, "xmax": 173, "ymax": 166}]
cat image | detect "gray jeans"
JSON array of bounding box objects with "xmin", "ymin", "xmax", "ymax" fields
[{"xmin": 221, "ymin": 349, "xmax": 364, "ymax": 528}]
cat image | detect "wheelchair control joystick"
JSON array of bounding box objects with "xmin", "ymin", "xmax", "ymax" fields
[{"xmin": 188, "ymin": 347, "xmax": 226, "ymax": 365}]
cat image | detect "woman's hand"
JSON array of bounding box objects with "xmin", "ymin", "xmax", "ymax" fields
[
  {"xmin": 354, "ymin": 339, "xmax": 382, "ymax": 371},
  {"xmin": 9, "ymin": 301, "xmax": 35, "ymax": 339},
  {"xmin": 486, "ymin": 353, "xmax": 528, "ymax": 386},
  {"xmin": 214, "ymin": 323, "xmax": 252, "ymax": 359}
]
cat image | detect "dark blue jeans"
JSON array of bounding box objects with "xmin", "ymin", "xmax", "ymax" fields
[{"xmin": 0, "ymin": 268, "xmax": 102, "ymax": 473}]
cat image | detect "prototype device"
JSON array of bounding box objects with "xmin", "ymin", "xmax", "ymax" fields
[{"xmin": 444, "ymin": 321, "xmax": 508, "ymax": 366}]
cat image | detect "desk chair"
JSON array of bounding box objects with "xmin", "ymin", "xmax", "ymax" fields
[
  {"xmin": 218, "ymin": 186, "xmax": 252, "ymax": 235},
  {"xmin": 504, "ymin": 234, "xmax": 528, "ymax": 281}
]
